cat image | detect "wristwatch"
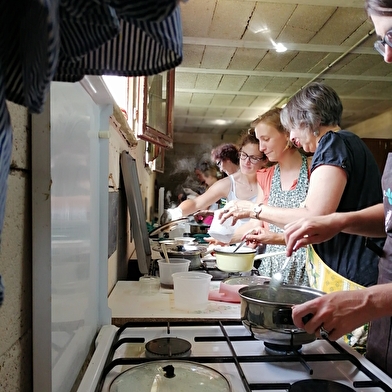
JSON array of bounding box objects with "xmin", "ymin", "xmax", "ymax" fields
[{"xmin": 251, "ymin": 203, "xmax": 263, "ymax": 219}]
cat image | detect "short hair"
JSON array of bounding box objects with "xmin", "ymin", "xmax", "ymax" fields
[
  {"xmin": 211, "ymin": 143, "xmax": 239, "ymax": 165},
  {"xmin": 280, "ymin": 82, "xmax": 342, "ymax": 133},
  {"xmin": 195, "ymin": 160, "xmax": 218, "ymax": 177},
  {"xmin": 365, "ymin": 0, "xmax": 392, "ymax": 16}
]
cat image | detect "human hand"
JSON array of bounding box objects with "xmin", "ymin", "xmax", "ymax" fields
[
  {"xmin": 284, "ymin": 214, "xmax": 342, "ymax": 256},
  {"xmin": 242, "ymin": 227, "xmax": 278, "ymax": 247},
  {"xmin": 166, "ymin": 207, "xmax": 183, "ymax": 221},
  {"xmin": 291, "ymin": 290, "xmax": 369, "ymax": 341},
  {"xmin": 219, "ymin": 200, "xmax": 255, "ymax": 225},
  {"xmin": 204, "ymin": 236, "xmax": 228, "ymax": 246}
]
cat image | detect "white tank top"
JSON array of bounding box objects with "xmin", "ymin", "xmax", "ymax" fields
[{"xmin": 226, "ymin": 175, "xmax": 257, "ymax": 203}]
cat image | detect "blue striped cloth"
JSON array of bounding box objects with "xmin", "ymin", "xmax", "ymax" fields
[{"xmin": 0, "ymin": 0, "xmax": 183, "ymax": 306}]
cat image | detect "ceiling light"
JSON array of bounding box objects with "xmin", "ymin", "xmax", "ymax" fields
[
  {"xmin": 274, "ymin": 43, "xmax": 287, "ymax": 53},
  {"xmin": 252, "ymin": 25, "xmax": 269, "ymax": 34},
  {"xmin": 214, "ymin": 119, "xmax": 230, "ymax": 126}
]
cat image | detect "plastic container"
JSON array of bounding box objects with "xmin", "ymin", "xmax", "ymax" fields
[
  {"xmin": 157, "ymin": 259, "xmax": 191, "ymax": 289},
  {"xmin": 207, "ymin": 210, "xmax": 241, "ymax": 244},
  {"xmin": 172, "ymin": 271, "xmax": 212, "ymax": 311},
  {"xmin": 139, "ymin": 275, "xmax": 160, "ymax": 296}
]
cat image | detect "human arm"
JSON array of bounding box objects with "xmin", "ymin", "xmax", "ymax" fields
[
  {"xmin": 284, "ymin": 204, "xmax": 385, "ymax": 256},
  {"xmin": 220, "ymin": 164, "xmax": 347, "ymax": 227},
  {"xmin": 292, "ymin": 283, "xmax": 392, "ymax": 340},
  {"xmin": 173, "ymin": 177, "xmax": 230, "ymax": 217}
]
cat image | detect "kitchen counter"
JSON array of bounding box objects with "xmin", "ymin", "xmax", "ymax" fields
[{"xmin": 108, "ymin": 280, "xmax": 241, "ymax": 326}]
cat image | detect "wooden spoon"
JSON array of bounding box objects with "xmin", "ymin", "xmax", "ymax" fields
[{"xmin": 161, "ymin": 243, "xmax": 170, "ymax": 263}]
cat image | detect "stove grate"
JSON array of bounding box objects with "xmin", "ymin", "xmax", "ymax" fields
[{"xmin": 96, "ymin": 320, "xmax": 392, "ymax": 392}]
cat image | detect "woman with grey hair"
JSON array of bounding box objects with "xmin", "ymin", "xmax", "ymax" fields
[
  {"xmin": 282, "ymin": 0, "xmax": 392, "ymax": 376},
  {"xmin": 220, "ymin": 81, "xmax": 384, "ymax": 290}
]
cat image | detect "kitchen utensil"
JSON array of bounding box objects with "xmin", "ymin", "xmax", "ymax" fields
[
  {"xmin": 172, "ymin": 271, "xmax": 212, "ymax": 311},
  {"xmin": 268, "ymin": 256, "xmax": 292, "ymax": 299},
  {"xmin": 109, "ymin": 360, "xmax": 232, "ymax": 391},
  {"xmin": 149, "ymin": 217, "xmax": 189, "ymax": 237},
  {"xmin": 232, "ymin": 229, "xmax": 256, "ymax": 253},
  {"xmin": 213, "ymin": 246, "xmax": 286, "ymax": 272},
  {"xmin": 238, "ymin": 284, "xmax": 324, "ymax": 346},
  {"xmin": 189, "ymin": 223, "xmax": 209, "ymax": 235},
  {"xmin": 161, "ymin": 243, "xmax": 170, "ymax": 263},
  {"xmin": 157, "ymin": 259, "xmax": 191, "ymax": 289},
  {"xmin": 173, "ymin": 237, "xmax": 196, "ymax": 244},
  {"xmin": 232, "ymin": 239, "xmax": 246, "ymax": 253},
  {"xmin": 153, "ymin": 242, "xmax": 208, "ymax": 269}
]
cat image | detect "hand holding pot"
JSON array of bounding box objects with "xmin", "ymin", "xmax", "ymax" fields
[
  {"xmin": 291, "ymin": 289, "xmax": 370, "ymax": 342},
  {"xmin": 219, "ymin": 200, "xmax": 255, "ymax": 226}
]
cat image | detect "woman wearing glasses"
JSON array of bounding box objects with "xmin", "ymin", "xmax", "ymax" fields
[
  {"xmin": 222, "ymin": 83, "xmax": 384, "ymax": 292},
  {"xmin": 211, "ymin": 143, "xmax": 240, "ymax": 176},
  {"xmin": 166, "ymin": 132, "xmax": 269, "ymax": 223}
]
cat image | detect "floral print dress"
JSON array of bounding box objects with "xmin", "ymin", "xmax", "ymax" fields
[{"xmin": 258, "ymin": 154, "xmax": 310, "ymax": 286}]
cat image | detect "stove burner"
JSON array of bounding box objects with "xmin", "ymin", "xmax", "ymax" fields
[
  {"xmin": 145, "ymin": 337, "xmax": 192, "ymax": 358},
  {"xmin": 290, "ymin": 379, "xmax": 355, "ymax": 391},
  {"xmin": 264, "ymin": 341, "xmax": 302, "ymax": 355}
]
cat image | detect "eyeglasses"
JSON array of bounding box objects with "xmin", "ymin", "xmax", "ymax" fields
[
  {"xmin": 239, "ymin": 151, "xmax": 264, "ymax": 164},
  {"xmin": 374, "ymin": 29, "xmax": 392, "ymax": 57}
]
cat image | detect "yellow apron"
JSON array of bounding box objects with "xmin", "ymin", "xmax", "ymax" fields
[
  {"xmin": 306, "ymin": 245, "xmax": 368, "ymax": 353},
  {"xmin": 306, "ymin": 245, "xmax": 364, "ymax": 292}
]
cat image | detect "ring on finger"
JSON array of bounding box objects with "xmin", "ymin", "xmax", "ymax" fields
[{"xmin": 320, "ymin": 325, "xmax": 331, "ymax": 340}]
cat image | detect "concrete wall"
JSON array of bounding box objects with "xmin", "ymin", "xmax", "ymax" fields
[{"xmin": 0, "ymin": 102, "xmax": 32, "ymax": 391}]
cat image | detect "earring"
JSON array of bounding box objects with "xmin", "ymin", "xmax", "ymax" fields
[{"xmin": 313, "ymin": 130, "xmax": 320, "ymax": 137}]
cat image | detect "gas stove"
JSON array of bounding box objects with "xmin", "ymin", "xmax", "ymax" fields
[{"xmin": 77, "ymin": 320, "xmax": 392, "ymax": 392}]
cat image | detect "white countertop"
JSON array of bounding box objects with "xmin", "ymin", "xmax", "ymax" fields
[{"xmin": 108, "ymin": 280, "xmax": 241, "ymax": 325}]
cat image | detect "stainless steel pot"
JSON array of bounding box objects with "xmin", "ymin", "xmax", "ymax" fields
[
  {"xmin": 153, "ymin": 242, "xmax": 208, "ymax": 269},
  {"xmin": 238, "ymin": 285, "xmax": 325, "ymax": 346},
  {"xmin": 189, "ymin": 223, "xmax": 209, "ymax": 235}
]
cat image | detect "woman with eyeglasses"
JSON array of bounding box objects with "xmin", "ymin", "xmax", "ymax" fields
[
  {"xmin": 221, "ymin": 81, "xmax": 384, "ymax": 293},
  {"xmin": 211, "ymin": 143, "xmax": 240, "ymax": 176},
  {"xmin": 276, "ymin": 0, "xmax": 392, "ymax": 375},
  {"xmin": 223, "ymin": 108, "xmax": 312, "ymax": 286},
  {"xmin": 166, "ymin": 132, "xmax": 269, "ymax": 223}
]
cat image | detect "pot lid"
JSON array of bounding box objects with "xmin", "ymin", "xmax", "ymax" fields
[
  {"xmin": 153, "ymin": 243, "xmax": 207, "ymax": 255},
  {"xmin": 149, "ymin": 218, "xmax": 189, "ymax": 237},
  {"xmin": 109, "ymin": 360, "xmax": 231, "ymax": 392}
]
